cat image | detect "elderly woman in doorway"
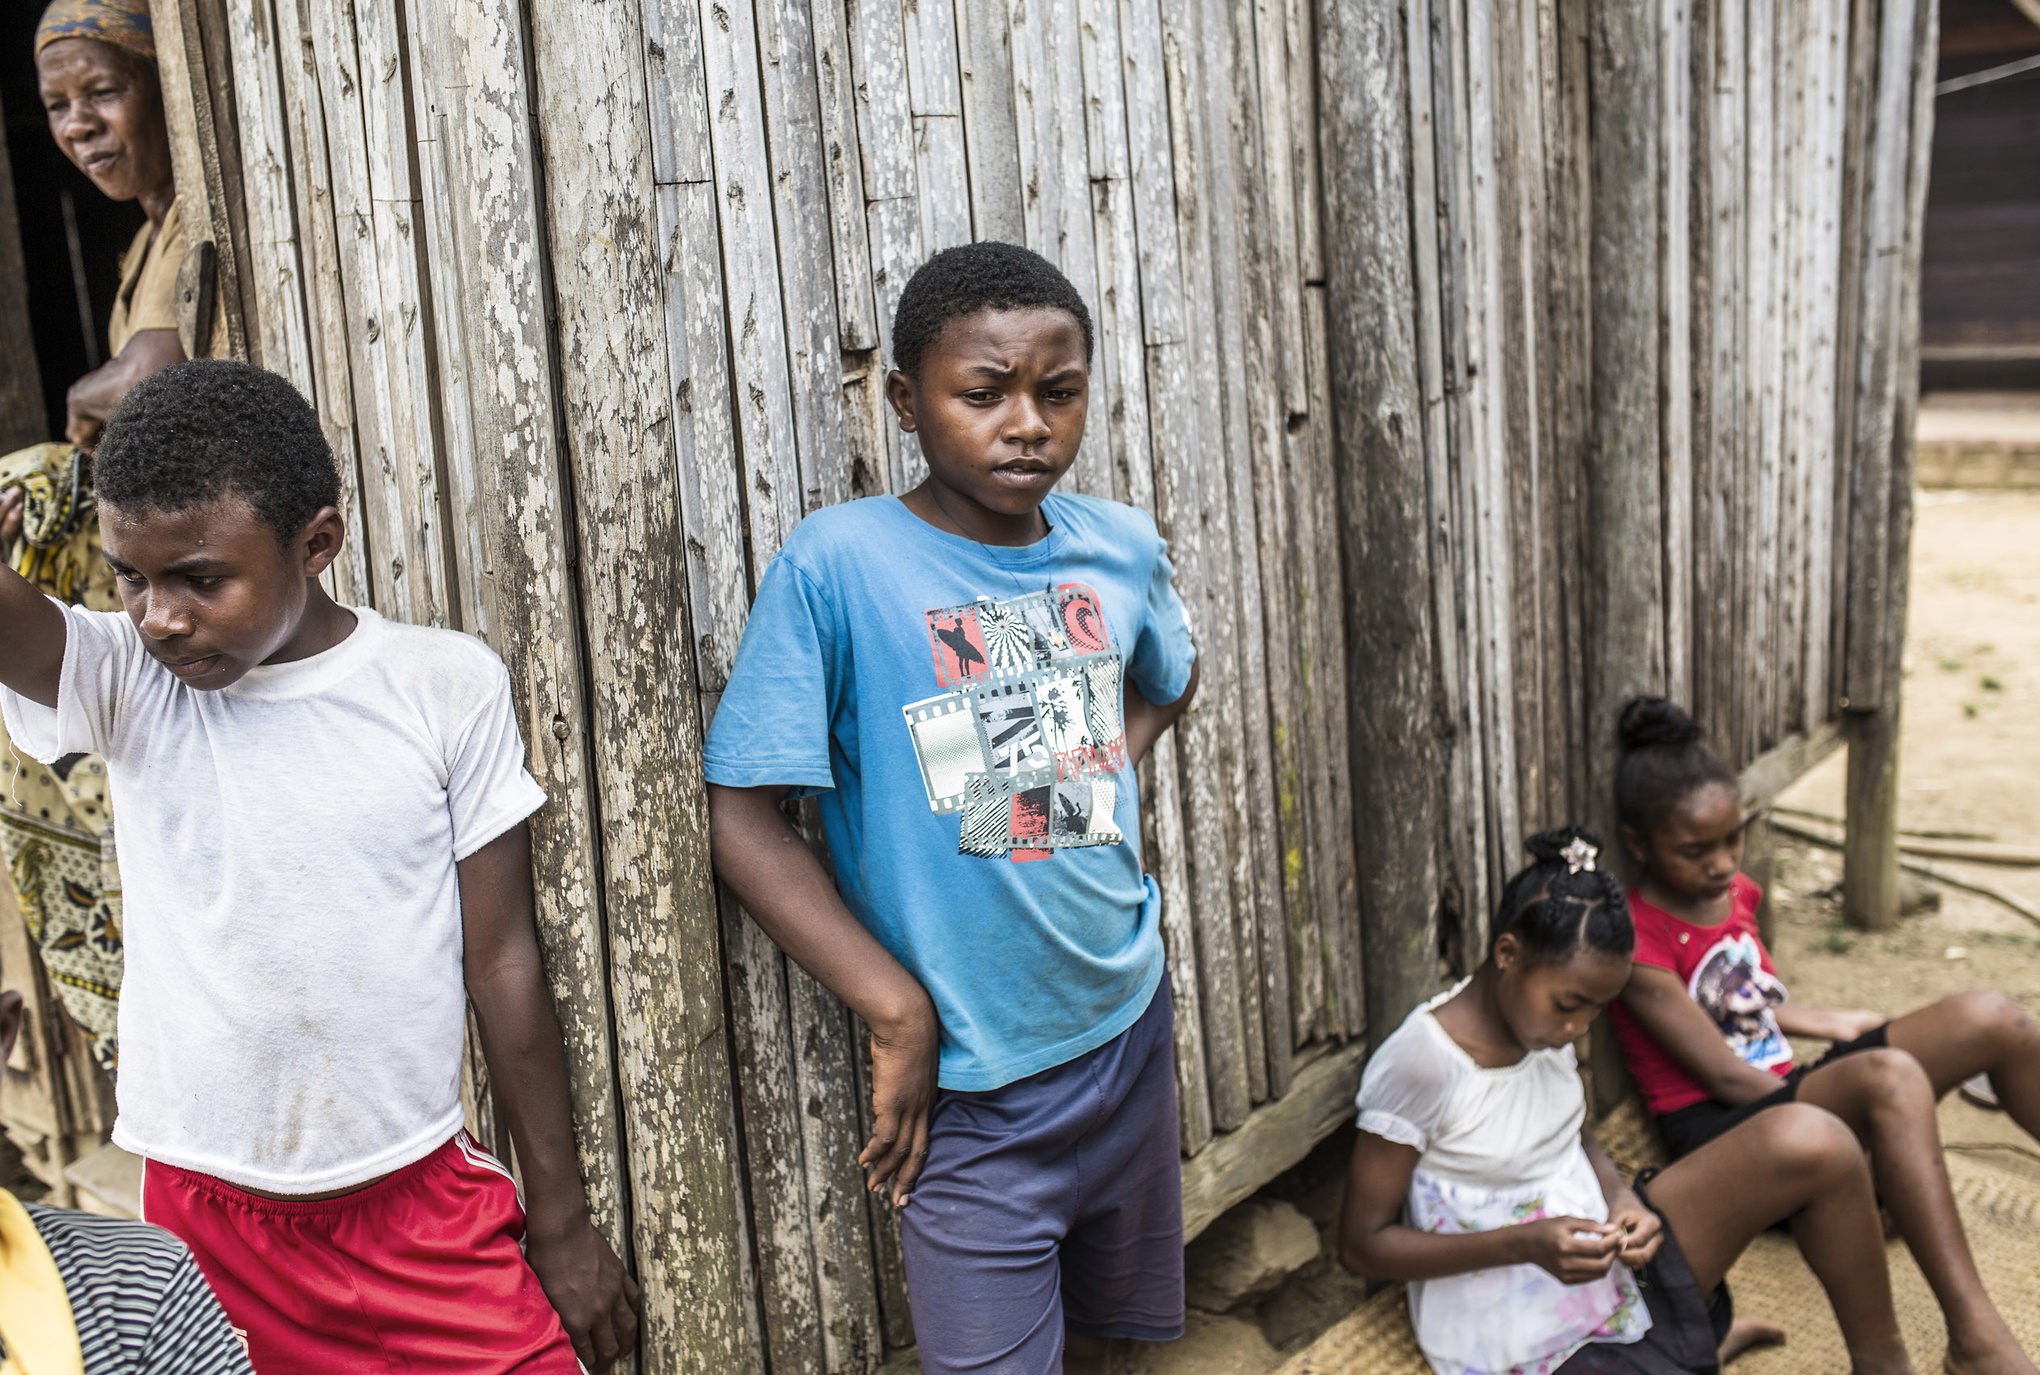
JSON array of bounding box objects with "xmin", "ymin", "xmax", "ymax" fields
[{"xmin": 0, "ymin": 0, "xmax": 189, "ymax": 1076}]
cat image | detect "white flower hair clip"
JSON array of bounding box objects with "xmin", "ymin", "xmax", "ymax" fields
[{"xmin": 1561, "ymin": 836, "xmax": 1599, "ymax": 875}]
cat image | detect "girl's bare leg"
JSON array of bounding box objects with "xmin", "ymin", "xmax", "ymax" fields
[
  {"xmin": 1798, "ymin": 1048, "xmax": 2037, "ymax": 1375},
  {"xmin": 1884, "ymin": 991, "xmax": 2040, "ymax": 1140},
  {"xmin": 1648, "ymin": 1102, "xmax": 1914, "ymax": 1375}
]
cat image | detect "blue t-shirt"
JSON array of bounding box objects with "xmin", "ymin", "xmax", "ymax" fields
[{"xmin": 704, "ymin": 493, "xmax": 1196, "ymax": 1090}]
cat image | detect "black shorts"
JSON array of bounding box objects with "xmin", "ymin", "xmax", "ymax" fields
[
  {"xmin": 1655, "ymin": 1024, "xmax": 1890, "ymax": 1160},
  {"xmin": 1553, "ymin": 1174, "xmax": 1733, "ymax": 1375}
]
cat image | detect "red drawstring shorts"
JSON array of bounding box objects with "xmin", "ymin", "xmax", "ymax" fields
[{"xmin": 142, "ymin": 1132, "xmax": 581, "ymax": 1374}]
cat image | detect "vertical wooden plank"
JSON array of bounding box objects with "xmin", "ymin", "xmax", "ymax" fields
[
  {"xmin": 785, "ymin": 971, "xmax": 882, "ymax": 1372},
  {"xmin": 1800, "ymin": 0, "xmax": 1849, "ymax": 728},
  {"xmin": 957, "ymin": 0, "xmax": 1026, "ymax": 244},
  {"xmin": 399, "ymin": 0, "xmax": 637, "ymax": 1321},
  {"xmin": 1282, "ymin": 0, "xmax": 1363, "ymax": 1045},
  {"xmin": 1744, "ymin": 0, "xmax": 1779, "ymax": 760},
  {"xmin": 721, "ymin": 897, "xmax": 826, "ymax": 1373},
  {"xmin": 269, "ymin": 0, "xmax": 372, "ymax": 606},
  {"xmin": 1427, "ymin": 0, "xmax": 1495, "ymax": 960},
  {"xmin": 812, "ymin": 0, "xmax": 880, "ymax": 354},
  {"xmin": 1771, "ymin": 0, "xmax": 1809, "ymax": 738},
  {"xmin": 689, "ymin": 0, "xmax": 805, "ymax": 573},
  {"xmin": 1541, "ymin": 0, "xmax": 1596, "ymax": 821},
  {"xmin": 1659, "ymin": 0, "xmax": 1694, "ymax": 712},
  {"xmin": 1586, "ymin": 0, "xmax": 1666, "ymax": 833},
  {"xmin": 222, "ymin": 0, "xmax": 314, "ymax": 385},
  {"xmin": 847, "ymin": 0, "xmax": 926, "ymax": 490},
  {"xmin": 1292, "ymin": 283, "xmax": 1360, "ymax": 1045},
  {"xmin": 525, "ymin": 5, "xmax": 753, "ymax": 1365},
  {"xmin": 1119, "ymin": 0, "xmax": 1217, "ymax": 1149},
  {"xmin": 1200, "ymin": 0, "xmax": 1293, "ymax": 1098},
  {"xmin": 302, "ymin": 0, "xmax": 453, "ymax": 627},
  {"xmin": 1317, "ymin": 0, "xmax": 1435, "ymax": 1041},
  {"xmin": 1075, "ymin": 0, "xmax": 1157, "ymax": 514},
  {"xmin": 905, "ymin": 0, "xmax": 973, "ymax": 252},
  {"xmin": 755, "ymin": 0, "xmax": 861, "ymax": 513},
  {"xmin": 1462, "ymin": 0, "xmax": 1522, "ymax": 916},
  {"xmin": 1146, "ymin": 11, "xmax": 1256, "ymax": 1128},
  {"xmin": 149, "ymin": 0, "xmax": 249, "ymax": 359},
  {"xmin": 1701, "ymin": 0, "xmax": 1743, "ymax": 748}
]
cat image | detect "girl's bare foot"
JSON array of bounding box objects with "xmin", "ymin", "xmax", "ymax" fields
[{"xmin": 1720, "ymin": 1316, "xmax": 1787, "ymax": 1364}]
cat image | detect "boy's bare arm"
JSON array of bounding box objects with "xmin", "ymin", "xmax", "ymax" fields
[
  {"xmin": 458, "ymin": 823, "xmax": 639, "ymax": 1370},
  {"xmin": 0, "ymin": 502, "xmax": 72, "ymax": 707},
  {"xmin": 1123, "ymin": 656, "xmax": 1199, "ymax": 768},
  {"xmin": 707, "ymin": 782, "xmax": 940, "ymax": 1206}
]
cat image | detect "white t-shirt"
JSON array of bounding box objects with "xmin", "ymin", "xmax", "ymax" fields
[
  {"xmin": 1355, "ymin": 983, "xmax": 1650, "ymax": 1375},
  {"xmin": 2, "ymin": 604, "xmax": 546, "ymax": 1193}
]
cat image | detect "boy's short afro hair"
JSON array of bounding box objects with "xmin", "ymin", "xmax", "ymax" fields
[
  {"xmin": 94, "ymin": 359, "xmax": 340, "ymax": 545},
  {"xmin": 890, "ymin": 241, "xmax": 1094, "ymax": 378}
]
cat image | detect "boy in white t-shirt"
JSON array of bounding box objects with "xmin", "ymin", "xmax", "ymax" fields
[{"xmin": 0, "ymin": 360, "xmax": 637, "ymax": 1372}]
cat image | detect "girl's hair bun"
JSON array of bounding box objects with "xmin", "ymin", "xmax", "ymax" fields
[
  {"xmin": 1523, "ymin": 825, "xmax": 1605, "ymax": 864},
  {"xmin": 1618, "ymin": 696, "xmax": 1703, "ymax": 752}
]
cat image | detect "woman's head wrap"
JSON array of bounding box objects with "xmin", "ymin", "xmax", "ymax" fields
[{"xmin": 35, "ymin": 0, "xmax": 156, "ymax": 63}]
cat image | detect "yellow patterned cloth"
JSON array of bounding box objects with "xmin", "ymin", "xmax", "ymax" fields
[
  {"xmin": 0, "ymin": 1189, "xmax": 84, "ymax": 1375},
  {"xmin": 34, "ymin": 0, "xmax": 154, "ymax": 61},
  {"xmin": 0, "ymin": 444, "xmax": 122, "ymax": 1076}
]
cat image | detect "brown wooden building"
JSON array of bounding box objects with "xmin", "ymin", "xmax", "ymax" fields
[{"xmin": 0, "ymin": 0, "xmax": 1936, "ymax": 1367}]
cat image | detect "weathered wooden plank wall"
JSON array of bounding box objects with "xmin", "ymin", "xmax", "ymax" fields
[{"xmin": 154, "ymin": 0, "xmax": 1934, "ymax": 1364}]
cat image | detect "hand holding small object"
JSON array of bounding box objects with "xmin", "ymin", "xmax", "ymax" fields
[
  {"xmin": 1518, "ymin": 1216, "xmax": 1622, "ymax": 1284},
  {"xmin": 1604, "ymin": 1190, "xmax": 1664, "ymax": 1266}
]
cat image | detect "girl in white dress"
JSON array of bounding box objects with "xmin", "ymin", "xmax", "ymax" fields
[{"xmin": 1338, "ymin": 827, "xmax": 1920, "ymax": 1375}]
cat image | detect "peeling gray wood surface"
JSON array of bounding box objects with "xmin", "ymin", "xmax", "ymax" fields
[{"xmin": 186, "ymin": 0, "xmax": 1929, "ymax": 1362}]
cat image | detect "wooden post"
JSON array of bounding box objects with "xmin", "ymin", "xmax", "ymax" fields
[
  {"xmin": 1316, "ymin": 0, "xmax": 1432, "ymax": 1042},
  {"xmin": 1842, "ymin": 0, "xmax": 1935, "ymax": 931},
  {"xmin": 147, "ymin": 0, "xmax": 249, "ymax": 360},
  {"xmin": 1584, "ymin": 0, "xmax": 1665, "ymax": 1115}
]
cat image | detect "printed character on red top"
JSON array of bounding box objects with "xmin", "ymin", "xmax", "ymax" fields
[{"xmin": 1608, "ymin": 873, "xmax": 1795, "ymax": 1117}]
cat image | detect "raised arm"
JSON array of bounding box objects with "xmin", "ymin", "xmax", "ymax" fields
[
  {"xmin": 0, "ymin": 544, "xmax": 72, "ymax": 708},
  {"xmin": 458, "ymin": 822, "xmax": 638, "ymax": 1370},
  {"xmin": 1337, "ymin": 1130, "xmax": 1622, "ymax": 1285},
  {"xmin": 707, "ymin": 782, "xmax": 940, "ymax": 1206},
  {"xmin": 1620, "ymin": 964, "xmax": 1788, "ymax": 1104}
]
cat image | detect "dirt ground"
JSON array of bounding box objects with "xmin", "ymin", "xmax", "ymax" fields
[{"xmin": 1773, "ymin": 488, "xmax": 2040, "ymax": 1060}]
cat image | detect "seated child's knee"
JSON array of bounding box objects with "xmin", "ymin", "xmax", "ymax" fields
[
  {"xmin": 1948, "ymin": 989, "xmax": 2033, "ymax": 1044},
  {"xmin": 1847, "ymin": 1047, "xmax": 1934, "ymax": 1105},
  {"xmin": 1763, "ymin": 1102, "xmax": 1862, "ymax": 1178}
]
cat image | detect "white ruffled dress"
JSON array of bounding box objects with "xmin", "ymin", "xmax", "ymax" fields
[{"xmin": 1355, "ymin": 982, "xmax": 1650, "ymax": 1375}]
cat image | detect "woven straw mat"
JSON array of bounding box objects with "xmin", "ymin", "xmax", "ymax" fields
[{"xmin": 1276, "ymin": 1098, "xmax": 2040, "ymax": 1375}]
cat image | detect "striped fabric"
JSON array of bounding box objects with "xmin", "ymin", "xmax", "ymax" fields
[{"xmin": 20, "ymin": 1204, "xmax": 251, "ymax": 1375}]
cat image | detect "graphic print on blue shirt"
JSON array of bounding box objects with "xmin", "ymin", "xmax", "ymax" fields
[
  {"xmin": 701, "ymin": 493, "xmax": 1193, "ymax": 1089},
  {"xmin": 905, "ymin": 585, "xmax": 1129, "ymax": 862}
]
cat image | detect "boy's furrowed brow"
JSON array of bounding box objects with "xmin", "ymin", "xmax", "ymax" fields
[{"xmin": 162, "ymin": 554, "xmax": 234, "ymax": 575}]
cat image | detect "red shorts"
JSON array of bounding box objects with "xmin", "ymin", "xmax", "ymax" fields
[{"xmin": 141, "ymin": 1132, "xmax": 581, "ymax": 1374}]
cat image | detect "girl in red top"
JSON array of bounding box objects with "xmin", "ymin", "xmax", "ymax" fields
[{"xmin": 1608, "ymin": 698, "xmax": 2040, "ymax": 1375}]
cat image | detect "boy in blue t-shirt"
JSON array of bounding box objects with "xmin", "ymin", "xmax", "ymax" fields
[{"xmin": 705, "ymin": 241, "xmax": 1198, "ymax": 1374}]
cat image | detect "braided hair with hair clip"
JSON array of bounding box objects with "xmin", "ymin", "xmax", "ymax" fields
[{"xmin": 1489, "ymin": 826, "xmax": 1634, "ymax": 966}]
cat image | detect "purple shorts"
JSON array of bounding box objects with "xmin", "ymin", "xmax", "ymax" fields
[{"xmin": 901, "ymin": 971, "xmax": 1185, "ymax": 1373}]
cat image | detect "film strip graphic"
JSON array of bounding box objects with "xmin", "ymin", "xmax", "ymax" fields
[{"xmin": 903, "ymin": 586, "xmax": 1129, "ymax": 861}]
